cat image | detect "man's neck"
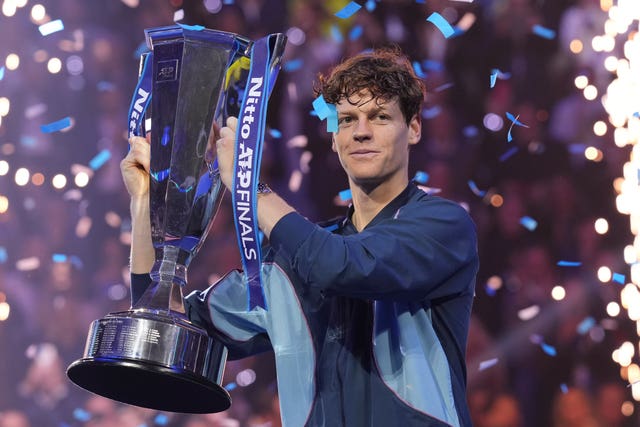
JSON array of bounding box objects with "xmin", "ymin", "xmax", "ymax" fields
[{"xmin": 349, "ymin": 176, "xmax": 408, "ymax": 232}]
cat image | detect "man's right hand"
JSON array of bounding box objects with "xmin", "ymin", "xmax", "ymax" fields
[
  {"xmin": 121, "ymin": 136, "xmax": 151, "ymax": 199},
  {"xmin": 121, "ymin": 135, "xmax": 154, "ymax": 274}
]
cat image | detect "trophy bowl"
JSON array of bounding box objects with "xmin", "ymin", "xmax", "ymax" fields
[{"xmin": 67, "ymin": 25, "xmax": 286, "ymax": 413}]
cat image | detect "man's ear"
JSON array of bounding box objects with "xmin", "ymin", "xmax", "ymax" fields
[
  {"xmin": 408, "ymin": 115, "xmax": 421, "ymax": 146},
  {"xmin": 331, "ymin": 135, "xmax": 337, "ymax": 152}
]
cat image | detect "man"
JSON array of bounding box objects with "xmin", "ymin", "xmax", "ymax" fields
[{"xmin": 123, "ymin": 47, "xmax": 478, "ymax": 426}]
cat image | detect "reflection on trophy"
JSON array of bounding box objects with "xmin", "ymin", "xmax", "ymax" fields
[{"xmin": 66, "ymin": 25, "xmax": 286, "ymax": 413}]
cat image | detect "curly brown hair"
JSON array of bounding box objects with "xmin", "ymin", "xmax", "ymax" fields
[{"xmin": 313, "ymin": 47, "xmax": 426, "ymax": 124}]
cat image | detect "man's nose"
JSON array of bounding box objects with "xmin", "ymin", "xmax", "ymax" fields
[{"xmin": 352, "ymin": 119, "xmax": 372, "ymax": 142}]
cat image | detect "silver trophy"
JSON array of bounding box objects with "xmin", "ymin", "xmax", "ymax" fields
[{"xmin": 67, "ymin": 25, "xmax": 286, "ymax": 413}]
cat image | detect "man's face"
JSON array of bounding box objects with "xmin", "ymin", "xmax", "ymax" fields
[{"xmin": 332, "ymin": 91, "xmax": 420, "ymax": 188}]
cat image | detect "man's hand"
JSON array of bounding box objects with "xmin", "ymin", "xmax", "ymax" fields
[
  {"xmin": 121, "ymin": 136, "xmax": 151, "ymax": 199},
  {"xmin": 121, "ymin": 135, "xmax": 154, "ymax": 274},
  {"xmin": 215, "ymin": 116, "xmax": 238, "ymax": 190}
]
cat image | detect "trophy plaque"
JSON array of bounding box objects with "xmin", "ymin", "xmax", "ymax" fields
[{"xmin": 67, "ymin": 25, "xmax": 286, "ymax": 413}]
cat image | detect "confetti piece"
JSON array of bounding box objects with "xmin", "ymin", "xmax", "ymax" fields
[
  {"xmin": 520, "ymin": 216, "xmax": 538, "ymax": 231},
  {"xmin": 97, "ymin": 81, "xmax": 116, "ymax": 91},
  {"xmin": 330, "ymin": 24, "xmax": 344, "ymax": 43},
  {"xmin": 532, "ymin": 24, "xmax": 556, "ymax": 40},
  {"xmin": 224, "ymin": 382, "xmax": 237, "ymax": 391},
  {"xmin": 422, "ymin": 60, "xmax": 443, "ymax": 72},
  {"xmin": 612, "ymin": 272, "xmax": 626, "ymax": 284},
  {"xmin": 151, "ymin": 168, "xmax": 170, "ymax": 182},
  {"xmin": 349, "ymin": 25, "xmax": 363, "ymax": 41},
  {"xmin": 468, "ymin": 180, "xmax": 486, "ymax": 197},
  {"xmin": 484, "ymin": 284, "xmax": 496, "ymax": 296},
  {"xmin": 52, "ymin": 253, "xmax": 68, "ymax": 263},
  {"xmin": 413, "ymin": 171, "xmax": 429, "ymax": 184},
  {"xmin": 326, "ymin": 107, "xmax": 338, "ymax": 132},
  {"xmin": 434, "ymin": 82, "xmax": 454, "ymax": 92},
  {"xmin": 365, "ymin": 0, "xmax": 376, "ymax": 11},
  {"xmin": 40, "ymin": 117, "xmax": 72, "ymax": 133},
  {"xmin": 560, "ymin": 383, "xmax": 569, "ymax": 394},
  {"xmin": 0, "ymin": 66, "xmax": 4, "ymax": 81},
  {"xmin": 39, "ymin": 19, "xmax": 64, "ymax": 36},
  {"xmin": 577, "ymin": 316, "xmax": 595, "ymax": 335},
  {"xmin": 335, "ymin": 1, "xmax": 362, "ymax": 19},
  {"xmin": 541, "ymin": 342, "xmax": 557, "ymax": 356},
  {"xmin": 339, "ymin": 188, "xmax": 352, "ymax": 201},
  {"xmin": 479, "ymin": 358, "xmax": 498, "ymax": 371},
  {"xmin": 72, "ymin": 408, "xmax": 91, "ymax": 422},
  {"xmin": 173, "ymin": 9, "xmax": 185, "ymax": 22},
  {"xmin": 518, "ymin": 305, "xmax": 540, "ymax": 321},
  {"xmin": 161, "ymin": 125, "xmax": 171, "ymax": 146},
  {"xmin": 0, "ymin": 247, "xmax": 7, "ymax": 263},
  {"xmin": 154, "ymin": 414, "xmax": 169, "ymax": 425},
  {"xmin": 16, "ymin": 257, "xmax": 40, "ymax": 271},
  {"xmin": 412, "ymin": 61, "xmax": 427, "ymax": 78},
  {"xmin": 312, "ymin": 95, "xmax": 331, "ymax": 120},
  {"xmin": 269, "ymin": 128, "xmax": 282, "ymax": 138},
  {"xmin": 490, "ymin": 69, "xmax": 498, "ymax": 88},
  {"xmin": 288, "ymin": 169, "xmax": 303, "ymax": 192},
  {"xmin": 25, "ymin": 103, "xmax": 47, "ymax": 119},
  {"xmin": 283, "ymin": 58, "xmax": 303, "ymax": 72},
  {"xmin": 499, "ymin": 146, "xmax": 519, "ymax": 162},
  {"xmin": 422, "ymin": 106, "xmax": 442, "ymax": 119},
  {"xmin": 557, "ymin": 260, "xmax": 582, "ymax": 267},
  {"xmin": 178, "ymin": 23, "xmax": 205, "ymax": 31},
  {"xmin": 89, "ymin": 149, "xmax": 111, "ymax": 170},
  {"xmin": 426, "ymin": 12, "xmax": 455, "ymax": 39},
  {"xmin": 505, "ymin": 112, "xmax": 528, "ymax": 142}
]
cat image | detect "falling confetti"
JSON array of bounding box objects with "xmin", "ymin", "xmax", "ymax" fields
[
  {"xmin": 557, "ymin": 260, "xmax": 582, "ymax": 267},
  {"xmin": 532, "ymin": 24, "xmax": 556, "ymax": 40},
  {"xmin": 479, "ymin": 358, "xmax": 499, "ymax": 371},
  {"xmin": 335, "ymin": 1, "xmax": 362, "ymax": 19},
  {"xmin": 520, "ymin": 216, "xmax": 538, "ymax": 231},
  {"xmin": 426, "ymin": 12, "xmax": 455, "ymax": 39},
  {"xmin": 40, "ymin": 117, "xmax": 73, "ymax": 133},
  {"xmin": 38, "ymin": 19, "xmax": 65, "ymax": 36}
]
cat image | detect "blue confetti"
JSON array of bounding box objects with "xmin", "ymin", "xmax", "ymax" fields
[
  {"xmin": 40, "ymin": 117, "xmax": 72, "ymax": 133},
  {"xmin": 412, "ymin": 61, "xmax": 427, "ymax": 78},
  {"xmin": 349, "ymin": 25, "xmax": 363, "ymax": 41},
  {"xmin": 178, "ymin": 23, "xmax": 205, "ymax": 31},
  {"xmin": 434, "ymin": 82, "xmax": 454, "ymax": 92},
  {"xmin": 484, "ymin": 284, "xmax": 496, "ymax": 296},
  {"xmin": 269, "ymin": 128, "xmax": 282, "ymax": 138},
  {"xmin": 557, "ymin": 260, "xmax": 582, "ymax": 267},
  {"xmin": 413, "ymin": 171, "xmax": 429, "ymax": 184},
  {"xmin": 327, "ymin": 105, "xmax": 338, "ymax": 132},
  {"xmin": 422, "ymin": 60, "xmax": 443, "ymax": 72},
  {"xmin": 89, "ymin": 149, "xmax": 111, "ymax": 170},
  {"xmin": 426, "ymin": 12, "xmax": 455, "ymax": 39},
  {"xmin": 520, "ymin": 216, "xmax": 538, "ymax": 231},
  {"xmin": 499, "ymin": 146, "xmax": 519, "ymax": 162},
  {"xmin": 490, "ymin": 69, "xmax": 498, "ymax": 88},
  {"xmin": 633, "ymin": 112, "xmax": 640, "ymax": 118},
  {"xmin": 463, "ymin": 126, "xmax": 478, "ymax": 138},
  {"xmin": 151, "ymin": 168, "xmax": 170, "ymax": 182},
  {"xmin": 335, "ymin": 1, "xmax": 362, "ymax": 19},
  {"xmin": 154, "ymin": 414, "xmax": 169, "ymax": 425},
  {"xmin": 421, "ymin": 106, "xmax": 442, "ymax": 119},
  {"xmin": 505, "ymin": 112, "xmax": 528, "ymax": 142},
  {"xmin": 52, "ymin": 253, "xmax": 68, "ymax": 263},
  {"xmin": 532, "ymin": 24, "xmax": 556, "ymax": 40},
  {"xmin": 468, "ymin": 180, "xmax": 486, "ymax": 197},
  {"xmin": 541, "ymin": 342, "xmax": 557, "ymax": 356},
  {"xmin": 612, "ymin": 272, "xmax": 626, "ymax": 284},
  {"xmin": 339, "ymin": 188, "xmax": 352, "ymax": 201},
  {"xmin": 133, "ymin": 41, "xmax": 150, "ymax": 59},
  {"xmin": 39, "ymin": 19, "xmax": 64, "ymax": 36},
  {"xmin": 161, "ymin": 125, "xmax": 171, "ymax": 146},
  {"xmin": 330, "ymin": 24, "xmax": 344, "ymax": 43},
  {"xmin": 225, "ymin": 382, "xmax": 237, "ymax": 391},
  {"xmin": 0, "ymin": 66, "xmax": 4, "ymax": 81},
  {"xmin": 0, "ymin": 247, "xmax": 7, "ymax": 263},
  {"xmin": 577, "ymin": 316, "xmax": 595, "ymax": 335},
  {"xmin": 283, "ymin": 58, "xmax": 303, "ymax": 72},
  {"xmin": 560, "ymin": 383, "xmax": 569, "ymax": 394},
  {"xmin": 365, "ymin": 0, "xmax": 377, "ymax": 11},
  {"xmin": 72, "ymin": 408, "xmax": 91, "ymax": 422}
]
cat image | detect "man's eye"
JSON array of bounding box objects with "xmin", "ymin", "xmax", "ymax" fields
[{"xmin": 338, "ymin": 117, "xmax": 352, "ymax": 124}]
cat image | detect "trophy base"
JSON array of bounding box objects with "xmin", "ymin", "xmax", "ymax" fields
[
  {"xmin": 67, "ymin": 310, "xmax": 231, "ymax": 413},
  {"xmin": 67, "ymin": 357, "xmax": 230, "ymax": 413}
]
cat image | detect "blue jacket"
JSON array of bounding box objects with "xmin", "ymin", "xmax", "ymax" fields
[{"xmin": 133, "ymin": 183, "xmax": 478, "ymax": 426}]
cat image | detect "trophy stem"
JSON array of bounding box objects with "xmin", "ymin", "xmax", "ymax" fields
[{"xmin": 133, "ymin": 245, "xmax": 187, "ymax": 314}]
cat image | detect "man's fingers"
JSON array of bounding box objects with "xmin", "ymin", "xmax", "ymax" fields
[{"xmin": 226, "ymin": 116, "xmax": 238, "ymax": 131}]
